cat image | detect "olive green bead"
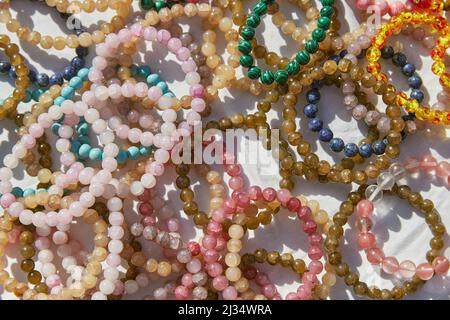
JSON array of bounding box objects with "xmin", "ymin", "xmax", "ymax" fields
[
  {"xmin": 260, "ymin": 70, "xmax": 274, "ymax": 85},
  {"xmin": 305, "ymin": 39, "xmax": 319, "ymax": 54},
  {"xmin": 317, "ymin": 16, "xmax": 331, "ymax": 29},
  {"xmin": 240, "ymin": 55, "xmax": 254, "ymax": 68},
  {"xmin": 295, "ymin": 50, "xmax": 310, "ymax": 65},
  {"xmin": 247, "ymin": 66, "xmax": 261, "ymax": 79},
  {"xmin": 241, "ymin": 26, "xmax": 255, "ymax": 40},
  {"xmin": 238, "ymin": 40, "xmax": 252, "ymax": 54},
  {"xmin": 285, "ymin": 61, "xmax": 300, "ymax": 75},
  {"xmin": 274, "ymin": 70, "xmax": 288, "ymax": 84},
  {"xmin": 247, "ymin": 14, "xmax": 261, "ymax": 28},
  {"xmin": 312, "ymin": 28, "xmax": 326, "ymax": 42}
]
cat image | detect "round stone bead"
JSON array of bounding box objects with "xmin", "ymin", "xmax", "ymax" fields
[
  {"xmin": 274, "ymin": 70, "xmax": 288, "ymax": 84},
  {"xmin": 260, "ymin": 70, "xmax": 274, "ymax": 85},
  {"xmin": 343, "ymin": 143, "xmax": 359, "ymax": 157},
  {"xmin": 247, "ymin": 66, "xmax": 261, "ymax": 79}
]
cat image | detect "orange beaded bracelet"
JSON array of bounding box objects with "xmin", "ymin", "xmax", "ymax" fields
[{"xmin": 366, "ymin": 11, "xmax": 450, "ymax": 125}]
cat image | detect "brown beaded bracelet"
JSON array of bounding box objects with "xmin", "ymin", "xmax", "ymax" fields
[
  {"xmin": 324, "ymin": 184, "xmax": 447, "ymax": 299},
  {"xmin": 0, "ymin": 34, "xmax": 29, "ymax": 120}
]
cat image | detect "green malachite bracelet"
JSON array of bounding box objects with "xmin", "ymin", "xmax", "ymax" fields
[{"xmin": 238, "ymin": 0, "xmax": 335, "ymax": 85}]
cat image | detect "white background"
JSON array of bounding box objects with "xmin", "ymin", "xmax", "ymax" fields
[{"xmin": 0, "ymin": 1, "xmax": 449, "ymax": 300}]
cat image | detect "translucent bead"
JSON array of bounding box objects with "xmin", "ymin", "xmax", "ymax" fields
[
  {"xmin": 377, "ymin": 172, "xmax": 395, "ymax": 190},
  {"xmin": 365, "ymin": 185, "xmax": 383, "ymax": 202},
  {"xmin": 388, "ymin": 163, "xmax": 405, "ymax": 179}
]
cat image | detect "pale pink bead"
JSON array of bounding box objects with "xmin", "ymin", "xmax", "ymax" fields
[
  {"xmin": 222, "ymin": 286, "xmax": 238, "ymax": 300},
  {"xmin": 388, "ymin": 1, "xmax": 405, "ymax": 16},
  {"xmin": 186, "ymin": 111, "xmax": 201, "ymax": 125},
  {"xmin": 356, "ymin": 0, "xmax": 372, "ymax": 10},
  {"xmin": 128, "ymin": 128, "xmax": 142, "ymax": 144},
  {"xmin": 181, "ymin": 273, "xmax": 194, "ymax": 288},
  {"xmin": 88, "ymin": 69, "xmax": 103, "ymax": 83},
  {"xmin": 92, "ymin": 56, "xmax": 108, "ymax": 70},
  {"xmin": 82, "ymin": 90, "xmax": 96, "ymax": 105},
  {"xmin": 96, "ymin": 43, "xmax": 112, "ymax": 57},
  {"xmin": 8, "ymin": 202, "xmax": 23, "ymax": 217},
  {"xmin": 168, "ymin": 37, "xmax": 182, "ymax": 53},
  {"xmin": 149, "ymin": 162, "xmax": 164, "ymax": 176},
  {"xmin": 286, "ymin": 292, "xmax": 299, "ymax": 300},
  {"xmin": 147, "ymin": 86, "xmax": 163, "ymax": 101},
  {"xmin": 135, "ymin": 82, "xmax": 148, "ymax": 98},
  {"xmin": 63, "ymin": 114, "xmax": 80, "ymax": 127},
  {"xmin": 121, "ymin": 82, "xmax": 135, "ymax": 98},
  {"xmin": 29, "ymin": 123, "xmax": 44, "ymax": 138},
  {"xmin": 382, "ymin": 256, "xmax": 399, "ymax": 274},
  {"xmin": 117, "ymin": 28, "xmax": 132, "ymax": 43},
  {"xmin": 399, "ymin": 260, "xmax": 416, "ymax": 279},
  {"xmin": 436, "ymin": 161, "xmax": 450, "ymax": 178},
  {"xmin": 404, "ymin": 157, "xmax": 420, "ymax": 172},
  {"xmin": 131, "ymin": 23, "xmax": 144, "ymax": 37},
  {"xmin": 186, "ymin": 259, "xmax": 202, "ymax": 273},
  {"xmin": 174, "ymin": 285, "xmax": 189, "ymax": 300},
  {"xmin": 35, "ymin": 236, "xmax": 51, "ymax": 250},
  {"xmin": 203, "ymin": 249, "xmax": 219, "ymax": 264},
  {"xmin": 191, "ymin": 98, "xmax": 206, "ymax": 112},
  {"xmin": 212, "ymin": 275, "xmax": 228, "ymax": 291},
  {"xmin": 190, "ymin": 84, "xmax": 204, "ymax": 98},
  {"xmin": 0, "ymin": 193, "xmax": 15, "ymax": 208},
  {"xmin": 356, "ymin": 199, "xmax": 374, "ymax": 218},
  {"xmin": 277, "ymin": 189, "xmax": 291, "ymax": 203},
  {"xmin": 113, "ymin": 280, "xmax": 125, "ymax": 295},
  {"xmin": 57, "ymin": 209, "xmax": 72, "ymax": 225},
  {"xmin": 181, "ymin": 58, "xmax": 197, "ymax": 73},
  {"xmin": 157, "ymin": 29, "xmax": 171, "ymax": 44},
  {"xmin": 432, "ymin": 256, "xmax": 449, "ymax": 275},
  {"xmin": 206, "ymin": 263, "xmax": 222, "ymax": 278},
  {"xmin": 53, "ymin": 231, "xmax": 68, "ymax": 245},
  {"xmin": 202, "ymin": 235, "xmax": 217, "ymax": 250},
  {"xmin": 144, "ymin": 27, "xmax": 157, "ymax": 41},
  {"xmin": 229, "ymin": 177, "xmax": 243, "ymax": 190},
  {"xmin": 262, "ymin": 284, "xmax": 277, "ymax": 299},
  {"xmin": 176, "ymin": 47, "xmax": 191, "ymax": 61},
  {"xmin": 167, "ymin": 218, "xmax": 179, "ymax": 232},
  {"xmin": 212, "ymin": 209, "xmax": 226, "ymax": 223},
  {"xmin": 46, "ymin": 274, "xmax": 61, "ymax": 288},
  {"xmin": 117, "ymin": 125, "xmax": 130, "ymax": 140},
  {"xmin": 420, "ymin": 154, "xmax": 437, "ymax": 172},
  {"xmin": 38, "ymin": 113, "xmax": 52, "ymax": 128},
  {"xmin": 416, "ymin": 263, "xmax": 434, "ymax": 280},
  {"xmin": 108, "ymin": 83, "xmax": 122, "ymax": 99},
  {"xmin": 308, "ymin": 260, "xmax": 323, "ymax": 274},
  {"xmin": 255, "ymin": 272, "xmax": 270, "ymax": 286},
  {"xmin": 367, "ymin": 247, "xmax": 384, "ymax": 264},
  {"xmin": 45, "ymin": 211, "xmax": 59, "ymax": 227},
  {"xmin": 297, "ymin": 285, "xmax": 311, "ymax": 300},
  {"xmin": 215, "ymin": 237, "xmax": 226, "ymax": 251},
  {"xmin": 21, "ymin": 134, "xmax": 36, "ymax": 149}
]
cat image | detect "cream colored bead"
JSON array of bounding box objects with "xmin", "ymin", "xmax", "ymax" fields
[
  {"xmin": 228, "ymin": 224, "xmax": 244, "ymax": 239},
  {"xmin": 226, "ymin": 239, "xmax": 242, "ymax": 253},
  {"xmin": 225, "ymin": 252, "xmax": 241, "ymax": 267},
  {"xmin": 225, "ymin": 267, "xmax": 241, "ymax": 282}
]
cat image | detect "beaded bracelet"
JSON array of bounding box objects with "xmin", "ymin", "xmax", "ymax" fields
[
  {"xmin": 402, "ymin": 154, "xmax": 450, "ymax": 185},
  {"xmin": 0, "ymin": 0, "xmax": 132, "ymax": 49},
  {"xmin": 366, "ymin": 11, "xmax": 450, "ymax": 124},
  {"xmin": 325, "ymin": 184, "xmax": 447, "ymax": 299},
  {"xmin": 238, "ymin": 0, "xmax": 335, "ymax": 85},
  {"xmin": 0, "ymin": 35, "xmax": 29, "ymax": 120}
]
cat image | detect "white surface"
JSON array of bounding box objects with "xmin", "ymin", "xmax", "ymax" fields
[{"xmin": 0, "ymin": 1, "xmax": 449, "ymax": 300}]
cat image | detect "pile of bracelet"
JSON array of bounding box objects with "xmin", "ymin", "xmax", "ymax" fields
[{"xmin": 0, "ymin": 0, "xmax": 448, "ymax": 300}]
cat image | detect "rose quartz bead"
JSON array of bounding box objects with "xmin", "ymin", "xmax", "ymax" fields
[
  {"xmin": 356, "ymin": 199, "xmax": 374, "ymax": 218},
  {"xmin": 297, "ymin": 285, "xmax": 311, "ymax": 300},
  {"xmin": 262, "ymin": 284, "xmax": 277, "ymax": 299},
  {"xmin": 212, "ymin": 275, "xmax": 228, "ymax": 291},
  {"xmin": 248, "ymin": 186, "xmax": 262, "ymax": 200},
  {"xmin": 190, "ymin": 84, "xmax": 204, "ymax": 98},
  {"xmin": 358, "ymin": 232, "xmax": 376, "ymax": 249},
  {"xmin": 262, "ymin": 187, "xmax": 277, "ymax": 202},
  {"xmin": 367, "ymin": 247, "xmax": 385, "ymax": 264},
  {"xmin": 174, "ymin": 285, "xmax": 189, "ymax": 300},
  {"xmin": 277, "ymin": 189, "xmax": 291, "ymax": 203},
  {"xmin": 416, "ymin": 263, "xmax": 434, "ymax": 280},
  {"xmin": 207, "ymin": 263, "xmax": 223, "ymax": 278},
  {"xmin": 131, "ymin": 23, "xmax": 144, "ymax": 37},
  {"xmin": 436, "ymin": 161, "xmax": 450, "ymax": 178},
  {"xmin": 222, "ymin": 286, "xmax": 237, "ymax": 300},
  {"xmin": 308, "ymin": 246, "xmax": 323, "ymax": 260},
  {"xmin": 420, "ymin": 154, "xmax": 437, "ymax": 173},
  {"xmin": 308, "ymin": 260, "xmax": 323, "ymax": 274},
  {"xmin": 0, "ymin": 193, "xmax": 15, "ymax": 208},
  {"xmin": 432, "ymin": 256, "xmax": 449, "ymax": 275},
  {"xmin": 229, "ymin": 177, "xmax": 244, "ymax": 190},
  {"xmin": 399, "ymin": 260, "xmax": 416, "ymax": 279},
  {"xmin": 382, "ymin": 256, "xmax": 400, "ymax": 274},
  {"xmin": 286, "ymin": 292, "xmax": 299, "ymax": 300},
  {"xmin": 181, "ymin": 273, "xmax": 194, "ymax": 288}
]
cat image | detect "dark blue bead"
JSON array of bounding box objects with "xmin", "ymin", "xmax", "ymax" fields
[
  {"xmin": 372, "ymin": 140, "xmax": 386, "ymax": 155},
  {"xmin": 381, "ymin": 46, "xmax": 394, "ymax": 59},
  {"xmin": 8, "ymin": 66, "xmax": 17, "ymax": 79},
  {"xmin": 343, "ymin": 143, "xmax": 359, "ymax": 157},
  {"xmin": 306, "ymin": 89, "xmax": 320, "ymax": 104},
  {"xmin": 402, "ymin": 63, "xmax": 415, "ymax": 77},
  {"xmin": 359, "ymin": 143, "xmax": 373, "ymax": 158},
  {"xmin": 410, "ymin": 89, "xmax": 424, "ymax": 103},
  {"xmin": 308, "ymin": 118, "xmax": 323, "ymax": 132},
  {"xmin": 319, "ymin": 128, "xmax": 333, "ymax": 142},
  {"xmin": 76, "ymin": 47, "xmax": 89, "ymax": 57},
  {"xmin": 63, "ymin": 66, "xmax": 76, "ymax": 80},
  {"xmin": 28, "ymin": 69, "xmax": 37, "ymax": 82},
  {"xmin": 303, "ymin": 103, "xmax": 318, "ymax": 118},
  {"xmin": 392, "ymin": 53, "xmax": 407, "ymax": 67},
  {"xmin": 311, "ymin": 80, "xmax": 322, "ymax": 90},
  {"xmin": 330, "ymin": 55, "xmax": 340, "ymax": 63},
  {"xmin": 339, "ymin": 50, "xmax": 348, "ymax": 58},
  {"xmin": 382, "ymin": 138, "xmax": 389, "ymax": 146},
  {"xmin": 36, "ymin": 73, "xmax": 50, "ymax": 88},
  {"xmin": 408, "ymin": 74, "xmax": 422, "ymax": 89},
  {"xmin": 0, "ymin": 61, "xmax": 11, "ymax": 73},
  {"xmin": 71, "ymin": 57, "xmax": 85, "ymax": 71},
  {"xmin": 49, "ymin": 73, "xmax": 64, "ymax": 86},
  {"xmin": 329, "ymin": 138, "xmax": 344, "ymax": 152}
]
